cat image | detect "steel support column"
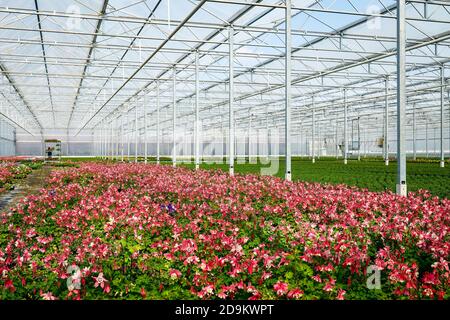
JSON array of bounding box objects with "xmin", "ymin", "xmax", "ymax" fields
[
  {"xmin": 412, "ymin": 104, "xmax": 416, "ymax": 160},
  {"xmin": 121, "ymin": 112, "xmax": 124, "ymax": 162},
  {"xmin": 101, "ymin": 120, "xmax": 106, "ymax": 160},
  {"xmin": 115, "ymin": 117, "xmax": 119, "ymax": 160},
  {"xmin": 335, "ymin": 115, "xmax": 339, "ymax": 159},
  {"xmin": 104, "ymin": 122, "xmax": 107, "ymax": 159},
  {"xmin": 396, "ymin": 0, "xmax": 407, "ymax": 196},
  {"xmin": 109, "ymin": 119, "xmax": 114, "ymax": 160},
  {"xmin": 357, "ymin": 116, "xmax": 361, "ymax": 161},
  {"xmin": 384, "ymin": 77, "xmax": 389, "ymax": 165},
  {"xmin": 440, "ymin": 65, "xmax": 445, "ymax": 168},
  {"xmin": 127, "ymin": 109, "xmax": 130, "ymax": 161},
  {"xmin": 426, "ymin": 119, "xmax": 429, "ymax": 158},
  {"xmin": 156, "ymin": 81, "xmax": 160, "ymax": 165},
  {"xmin": 99, "ymin": 124, "xmax": 102, "ymax": 159},
  {"xmin": 102, "ymin": 122, "xmax": 105, "ymax": 159},
  {"xmin": 106, "ymin": 122, "xmax": 108, "ymax": 159},
  {"xmin": 107, "ymin": 121, "xmax": 110, "ymax": 159},
  {"xmin": 311, "ymin": 96, "xmax": 315, "ymax": 163},
  {"xmin": 266, "ymin": 107, "xmax": 269, "ymax": 160},
  {"xmin": 172, "ymin": 67, "xmax": 177, "ymax": 167},
  {"xmin": 106, "ymin": 121, "xmax": 110, "ymax": 159},
  {"xmin": 228, "ymin": 26, "xmax": 235, "ymax": 176},
  {"xmin": 110, "ymin": 123, "xmax": 113, "ymax": 160},
  {"xmin": 195, "ymin": 50, "xmax": 200, "ymax": 170},
  {"xmin": 249, "ymin": 113, "xmax": 254, "ymax": 163},
  {"xmin": 111, "ymin": 120, "xmax": 114, "ymax": 159},
  {"xmin": 103, "ymin": 122, "xmax": 105, "ymax": 159},
  {"xmin": 144, "ymin": 92, "xmax": 148, "ymax": 164},
  {"xmin": 344, "ymin": 89, "xmax": 348, "ymax": 165},
  {"xmin": 135, "ymin": 102, "xmax": 138, "ymax": 163},
  {"xmin": 285, "ymin": 0, "xmax": 292, "ymax": 181}
]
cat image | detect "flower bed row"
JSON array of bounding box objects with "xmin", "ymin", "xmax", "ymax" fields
[
  {"xmin": 0, "ymin": 163, "xmax": 449, "ymax": 300},
  {"xmin": 0, "ymin": 161, "xmax": 35, "ymax": 193}
]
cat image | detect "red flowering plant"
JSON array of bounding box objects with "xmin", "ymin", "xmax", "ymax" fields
[{"xmin": 0, "ymin": 163, "xmax": 449, "ymax": 300}]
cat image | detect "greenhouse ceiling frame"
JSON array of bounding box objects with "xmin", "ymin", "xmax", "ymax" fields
[{"xmin": 0, "ymin": 0, "xmax": 449, "ymax": 195}]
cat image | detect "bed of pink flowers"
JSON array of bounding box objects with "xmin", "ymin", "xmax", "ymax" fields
[
  {"xmin": 0, "ymin": 165, "xmax": 13, "ymax": 185},
  {"xmin": 0, "ymin": 161, "xmax": 33, "ymax": 193},
  {"xmin": 0, "ymin": 163, "xmax": 449, "ymax": 300}
]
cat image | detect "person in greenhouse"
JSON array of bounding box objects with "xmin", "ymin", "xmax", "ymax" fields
[{"xmin": 46, "ymin": 146, "xmax": 53, "ymax": 159}]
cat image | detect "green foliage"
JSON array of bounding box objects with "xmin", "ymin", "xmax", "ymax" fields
[
  {"xmin": 21, "ymin": 161, "xmax": 44, "ymax": 170},
  {"xmin": 51, "ymin": 162, "xmax": 79, "ymax": 168},
  {"xmin": 180, "ymin": 158, "xmax": 450, "ymax": 199}
]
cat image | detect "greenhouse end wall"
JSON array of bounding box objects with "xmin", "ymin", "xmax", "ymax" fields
[
  {"xmin": 13, "ymin": 127, "xmax": 450, "ymax": 158},
  {"xmin": 15, "ymin": 129, "xmax": 96, "ymax": 157}
]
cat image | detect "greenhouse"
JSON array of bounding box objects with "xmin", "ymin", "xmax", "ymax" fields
[{"xmin": 0, "ymin": 0, "xmax": 449, "ymax": 303}]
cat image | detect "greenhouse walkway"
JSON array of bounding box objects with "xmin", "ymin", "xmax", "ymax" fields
[{"xmin": 0, "ymin": 166, "xmax": 52, "ymax": 212}]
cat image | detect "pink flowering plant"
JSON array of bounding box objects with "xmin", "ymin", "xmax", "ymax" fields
[
  {"xmin": 0, "ymin": 163, "xmax": 449, "ymax": 300},
  {"xmin": 0, "ymin": 161, "xmax": 33, "ymax": 193}
]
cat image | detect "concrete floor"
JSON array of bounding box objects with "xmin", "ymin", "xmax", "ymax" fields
[{"xmin": 0, "ymin": 165, "xmax": 52, "ymax": 212}]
